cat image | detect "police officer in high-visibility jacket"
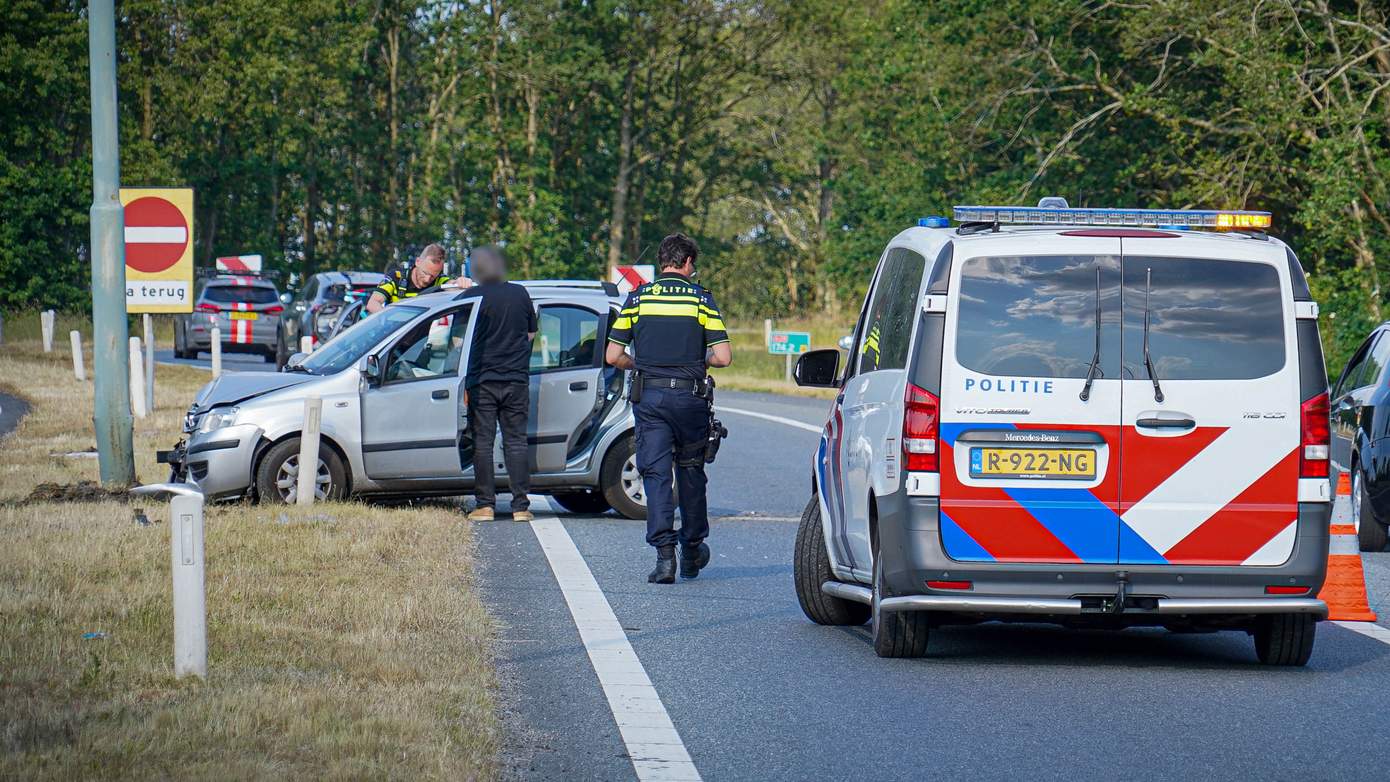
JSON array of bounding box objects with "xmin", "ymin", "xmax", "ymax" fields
[
  {"xmin": 366, "ymin": 244, "xmax": 466, "ymax": 313},
  {"xmin": 605, "ymin": 233, "xmax": 733, "ymax": 584}
]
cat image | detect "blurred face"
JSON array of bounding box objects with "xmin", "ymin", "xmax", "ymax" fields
[{"xmin": 414, "ymin": 251, "xmax": 444, "ymax": 284}]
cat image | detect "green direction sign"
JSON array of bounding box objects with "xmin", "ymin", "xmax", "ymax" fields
[{"xmin": 768, "ymin": 330, "xmax": 811, "ymax": 355}]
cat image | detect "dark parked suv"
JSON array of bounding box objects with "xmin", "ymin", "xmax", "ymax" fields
[{"xmin": 1332, "ymin": 323, "xmax": 1390, "ymax": 551}]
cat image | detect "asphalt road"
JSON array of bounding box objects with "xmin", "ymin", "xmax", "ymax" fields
[
  {"xmin": 0, "ymin": 391, "xmax": 29, "ymax": 440},
  {"xmin": 477, "ymin": 389, "xmax": 1390, "ymax": 782}
]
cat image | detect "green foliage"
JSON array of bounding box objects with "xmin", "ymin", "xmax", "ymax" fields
[{"xmin": 3, "ymin": 0, "xmax": 1389, "ymax": 378}]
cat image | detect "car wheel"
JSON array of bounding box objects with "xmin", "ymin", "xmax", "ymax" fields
[
  {"xmin": 254, "ymin": 438, "xmax": 348, "ymax": 504},
  {"xmin": 871, "ymin": 534, "xmax": 930, "ymax": 658},
  {"xmin": 551, "ymin": 490, "xmax": 612, "ymax": 515},
  {"xmin": 1353, "ymin": 467, "xmax": 1388, "ymax": 552},
  {"xmin": 794, "ymin": 496, "xmax": 870, "ymax": 626},
  {"xmin": 600, "ymin": 434, "xmax": 646, "ymax": 520},
  {"xmin": 1253, "ymin": 613, "xmax": 1316, "ymax": 666}
]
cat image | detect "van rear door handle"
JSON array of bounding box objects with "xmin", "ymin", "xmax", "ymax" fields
[
  {"xmin": 569, "ymin": 381, "xmax": 589, "ymax": 391},
  {"xmin": 1136, "ymin": 416, "xmax": 1195, "ymax": 429},
  {"xmin": 432, "ymin": 389, "xmax": 450, "ymax": 400}
]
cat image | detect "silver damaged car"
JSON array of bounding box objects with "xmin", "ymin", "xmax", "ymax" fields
[{"xmin": 163, "ymin": 282, "xmax": 645, "ymax": 518}]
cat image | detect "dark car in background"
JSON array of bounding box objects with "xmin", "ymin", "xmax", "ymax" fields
[
  {"xmin": 1332, "ymin": 323, "xmax": 1390, "ymax": 552},
  {"xmin": 174, "ymin": 275, "xmax": 289, "ymax": 366},
  {"xmin": 285, "ymin": 271, "xmax": 382, "ymax": 350}
]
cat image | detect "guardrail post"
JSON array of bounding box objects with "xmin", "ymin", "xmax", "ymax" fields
[
  {"xmin": 129, "ymin": 337, "xmax": 147, "ymax": 418},
  {"xmin": 300, "ymin": 335, "xmax": 313, "ymax": 355},
  {"xmin": 297, "ymin": 396, "xmax": 322, "ymax": 506},
  {"xmin": 210, "ymin": 327, "xmax": 222, "ymax": 378},
  {"xmin": 41, "ymin": 310, "xmax": 55, "ymax": 352},
  {"xmin": 131, "ymin": 483, "xmax": 207, "ymax": 679},
  {"xmin": 143, "ymin": 313, "xmax": 154, "ymax": 412},
  {"xmin": 70, "ymin": 331, "xmax": 85, "ymax": 380}
]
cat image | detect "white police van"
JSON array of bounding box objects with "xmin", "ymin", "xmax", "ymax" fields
[{"xmin": 792, "ymin": 200, "xmax": 1333, "ymax": 666}]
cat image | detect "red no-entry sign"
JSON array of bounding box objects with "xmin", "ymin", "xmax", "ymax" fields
[
  {"xmin": 121, "ymin": 188, "xmax": 195, "ymax": 313},
  {"xmin": 124, "ymin": 196, "xmax": 190, "ymax": 273}
]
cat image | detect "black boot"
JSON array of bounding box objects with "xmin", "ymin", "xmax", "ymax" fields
[
  {"xmin": 679, "ymin": 542, "xmax": 710, "ymax": 579},
  {"xmin": 648, "ymin": 546, "xmax": 677, "ymax": 584}
]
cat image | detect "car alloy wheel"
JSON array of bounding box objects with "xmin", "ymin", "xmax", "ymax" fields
[
  {"xmin": 275, "ymin": 453, "xmax": 331, "ymax": 503},
  {"xmin": 1353, "ymin": 470, "xmax": 1363, "ymax": 533},
  {"xmin": 621, "ymin": 452, "xmax": 644, "ymax": 507}
]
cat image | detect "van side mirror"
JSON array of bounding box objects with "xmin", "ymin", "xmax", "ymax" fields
[{"xmin": 795, "ymin": 349, "xmax": 841, "ymax": 388}]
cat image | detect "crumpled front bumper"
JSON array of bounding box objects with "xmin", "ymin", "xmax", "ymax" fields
[{"xmin": 164, "ymin": 423, "xmax": 263, "ymax": 500}]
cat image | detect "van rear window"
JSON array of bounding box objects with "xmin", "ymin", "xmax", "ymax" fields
[
  {"xmin": 954, "ymin": 255, "xmax": 1122, "ymax": 379},
  {"xmin": 1123, "ymin": 256, "xmax": 1284, "ymax": 380}
]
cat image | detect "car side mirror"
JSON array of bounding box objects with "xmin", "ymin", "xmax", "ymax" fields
[
  {"xmin": 361, "ymin": 354, "xmax": 381, "ymax": 382},
  {"xmin": 837, "ymin": 335, "xmax": 853, "ymax": 352},
  {"xmin": 279, "ymin": 292, "xmax": 293, "ymax": 306},
  {"xmin": 795, "ymin": 349, "xmax": 841, "ymax": 388}
]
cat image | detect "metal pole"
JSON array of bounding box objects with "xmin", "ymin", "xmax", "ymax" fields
[
  {"xmin": 296, "ymin": 396, "xmax": 323, "ymax": 506},
  {"xmin": 70, "ymin": 331, "xmax": 86, "ymax": 381},
  {"xmin": 131, "ymin": 483, "xmax": 207, "ymax": 679},
  {"xmin": 143, "ymin": 313, "xmax": 154, "ymax": 412},
  {"xmin": 129, "ymin": 337, "xmax": 147, "ymax": 419},
  {"xmin": 88, "ymin": 0, "xmax": 134, "ymax": 485},
  {"xmin": 210, "ymin": 327, "xmax": 222, "ymax": 378}
]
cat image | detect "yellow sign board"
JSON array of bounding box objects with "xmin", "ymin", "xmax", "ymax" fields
[{"xmin": 120, "ymin": 187, "xmax": 194, "ymax": 313}]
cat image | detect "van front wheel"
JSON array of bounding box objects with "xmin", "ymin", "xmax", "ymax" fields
[
  {"xmin": 1253, "ymin": 613, "xmax": 1316, "ymax": 666},
  {"xmin": 793, "ymin": 497, "xmax": 870, "ymax": 626}
]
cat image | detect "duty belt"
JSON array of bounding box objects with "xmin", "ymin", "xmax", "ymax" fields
[{"xmin": 641, "ymin": 376, "xmax": 702, "ymax": 393}]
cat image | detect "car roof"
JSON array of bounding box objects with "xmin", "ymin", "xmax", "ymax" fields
[
  {"xmin": 317, "ymin": 271, "xmax": 381, "ymax": 284},
  {"xmin": 400, "ymin": 282, "xmax": 622, "ymax": 314}
]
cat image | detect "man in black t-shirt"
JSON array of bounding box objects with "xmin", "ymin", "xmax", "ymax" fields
[{"xmin": 460, "ymin": 246, "xmax": 537, "ymax": 522}]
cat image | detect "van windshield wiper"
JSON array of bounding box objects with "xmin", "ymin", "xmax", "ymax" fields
[
  {"xmin": 1079, "ymin": 267, "xmax": 1102, "ymax": 401},
  {"xmin": 1142, "ymin": 267, "xmax": 1165, "ymax": 403}
]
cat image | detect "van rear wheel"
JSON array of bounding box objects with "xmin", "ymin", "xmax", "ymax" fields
[
  {"xmin": 871, "ymin": 545, "xmax": 931, "ymax": 658},
  {"xmin": 1253, "ymin": 613, "xmax": 1316, "ymax": 666},
  {"xmin": 794, "ymin": 497, "xmax": 870, "ymax": 626}
]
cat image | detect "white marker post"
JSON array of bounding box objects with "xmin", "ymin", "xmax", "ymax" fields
[
  {"xmin": 300, "ymin": 335, "xmax": 313, "ymax": 355},
  {"xmin": 764, "ymin": 318, "xmax": 773, "ymax": 348},
  {"xmin": 129, "ymin": 337, "xmax": 147, "ymax": 419},
  {"xmin": 785, "ymin": 353, "xmax": 793, "ymax": 384},
  {"xmin": 296, "ymin": 396, "xmax": 323, "ymax": 506},
  {"xmin": 70, "ymin": 330, "xmax": 85, "ymax": 381},
  {"xmin": 41, "ymin": 309, "xmax": 55, "ymax": 352},
  {"xmin": 143, "ymin": 313, "xmax": 155, "ymax": 413},
  {"xmin": 130, "ymin": 483, "xmax": 207, "ymax": 679},
  {"xmin": 210, "ymin": 327, "xmax": 222, "ymax": 378}
]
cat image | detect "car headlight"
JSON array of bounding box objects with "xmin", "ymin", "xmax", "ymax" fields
[{"xmin": 197, "ymin": 406, "xmax": 239, "ymax": 434}]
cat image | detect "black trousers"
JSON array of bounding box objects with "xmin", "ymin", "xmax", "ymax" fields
[
  {"xmin": 634, "ymin": 386, "xmax": 709, "ymax": 549},
  {"xmin": 469, "ymin": 381, "xmax": 530, "ymax": 511}
]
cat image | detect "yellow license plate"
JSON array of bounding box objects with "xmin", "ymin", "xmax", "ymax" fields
[
  {"xmin": 969, "ymin": 447, "xmax": 1095, "ymax": 480},
  {"xmin": 230, "ymin": 312, "xmax": 258, "ymax": 320}
]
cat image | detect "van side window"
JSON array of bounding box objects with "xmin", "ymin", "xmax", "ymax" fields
[
  {"xmin": 1122, "ymin": 257, "xmax": 1284, "ymax": 381},
  {"xmin": 955, "ymin": 255, "xmax": 1122, "ymax": 378},
  {"xmin": 855, "ymin": 248, "xmax": 927, "ymax": 374}
]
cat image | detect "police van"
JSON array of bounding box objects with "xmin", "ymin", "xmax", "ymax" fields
[{"xmin": 792, "ymin": 200, "xmax": 1333, "ymax": 666}]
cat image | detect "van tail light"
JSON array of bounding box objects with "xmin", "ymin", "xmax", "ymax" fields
[
  {"xmin": 264, "ymin": 305, "xmax": 284, "ymax": 315},
  {"xmin": 1300, "ymin": 391, "xmax": 1330, "ymax": 478},
  {"xmin": 903, "ymin": 383, "xmax": 939, "ymax": 472},
  {"xmin": 196, "ymin": 303, "xmax": 220, "ymax": 313}
]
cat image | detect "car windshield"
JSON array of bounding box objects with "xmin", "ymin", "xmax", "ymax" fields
[
  {"xmin": 202, "ymin": 285, "xmax": 279, "ymax": 305},
  {"xmin": 301, "ymin": 306, "xmax": 424, "ymax": 375}
]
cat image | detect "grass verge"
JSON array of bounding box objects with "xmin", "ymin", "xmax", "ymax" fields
[{"xmin": 0, "ymin": 341, "xmax": 497, "ymax": 780}]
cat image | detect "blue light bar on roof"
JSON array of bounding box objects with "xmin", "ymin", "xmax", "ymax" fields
[{"xmin": 952, "ymin": 206, "xmax": 1272, "ymax": 230}]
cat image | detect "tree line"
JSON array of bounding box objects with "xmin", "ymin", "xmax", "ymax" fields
[{"xmin": 3, "ymin": 0, "xmax": 1388, "ymax": 369}]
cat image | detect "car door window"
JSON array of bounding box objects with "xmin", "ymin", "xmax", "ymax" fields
[
  {"xmin": 855, "ymin": 247, "xmax": 927, "ymax": 375},
  {"xmin": 1361, "ymin": 333, "xmax": 1390, "ymax": 389},
  {"xmin": 531, "ymin": 305, "xmax": 600, "ymax": 372},
  {"xmin": 383, "ymin": 306, "xmax": 472, "ymax": 383},
  {"xmin": 1337, "ymin": 336, "xmax": 1376, "ymax": 396}
]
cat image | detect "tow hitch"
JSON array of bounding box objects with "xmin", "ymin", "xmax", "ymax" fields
[{"xmin": 1078, "ymin": 572, "xmax": 1160, "ymax": 613}]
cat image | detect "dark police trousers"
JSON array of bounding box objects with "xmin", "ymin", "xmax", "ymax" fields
[
  {"xmin": 634, "ymin": 386, "xmax": 709, "ymax": 549},
  {"xmin": 469, "ymin": 381, "xmax": 530, "ymax": 512}
]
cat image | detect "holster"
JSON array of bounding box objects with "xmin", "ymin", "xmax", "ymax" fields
[
  {"xmin": 675, "ymin": 440, "xmax": 706, "ymax": 468},
  {"xmin": 628, "ymin": 370, "xmax": 643, "ymax": 404}
]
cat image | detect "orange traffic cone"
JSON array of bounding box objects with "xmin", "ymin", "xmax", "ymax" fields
[{"xmin": 1317, "ymin": 473, "xmax": 1377, "ymax": 621}]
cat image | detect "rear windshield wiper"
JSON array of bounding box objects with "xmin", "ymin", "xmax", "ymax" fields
[
  {"xmin": 1142, "ymin": 267, "xmax": 1165, "ymax": 403},
  {"xmin": 1079, "ymin": 267, "xmax": 1102, "ymax": 401}
]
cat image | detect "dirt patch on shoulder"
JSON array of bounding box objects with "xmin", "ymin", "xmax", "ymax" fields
[{"xmin": 25, "ymin": 481, "xmax": 130, "ymax": 504}]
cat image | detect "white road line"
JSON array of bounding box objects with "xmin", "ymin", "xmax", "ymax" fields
[
  {"xmin": 1333, "ymin": 621, "xmax": 1390, "ymax": 646},
  {"xmin": 717, "ymin": 405, "xmax": 821, "ymax": 434},
  {"xmin": 529, "ymin": 513, "xmax": 702, "ymax": 782}
]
